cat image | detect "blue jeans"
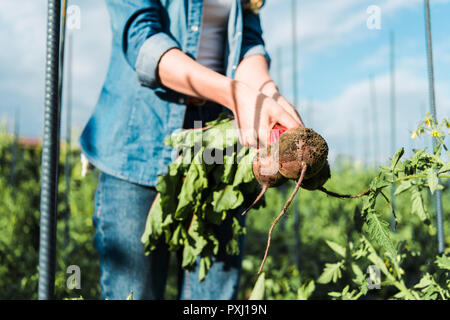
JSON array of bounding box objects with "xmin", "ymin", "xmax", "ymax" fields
[{"xmin": 92, "ymin": 171, "xmax": 246, "ymax": 300}]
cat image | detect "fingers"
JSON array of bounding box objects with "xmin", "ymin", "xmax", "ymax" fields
[
  {"xmin": 275, "ymin": 109, "xmax": 302, "ymax": 130},
  {"xmin": 243, "ymin": 132, "xmax": 258, "ymax": 148},
  {"xmin": 276, "ymin": 96, "xmax": 305, "ymax": 127},
  {"xmin": 235, "ymin": 120, "xmax": 257, "ymax": 147},
  {"xmin": 285, "ymin": 107, "xmax": 304, "ymax": 127},
  {"xmin": 238, "ymin": 125, "xmax": 258, "ymax": 147},
  {"xmin": 253, "ymin": 100, "xmax": 300, "ymax": 146},
  {"xmin": 237, "ymin": 124, "xmax": 269, "ymax": 148},
  {"xmin": 257, "ymin": 125, "xmax": 270, "ymax": 148},
  {"xmin": 288, "ymin": 107, "xmax": 305, "ymax": 128}
]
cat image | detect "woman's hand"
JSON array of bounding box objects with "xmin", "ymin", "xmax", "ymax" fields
[
  {"xmin": 233, "ymin": 54, "xmax": 305, "ymax": 145},
  {"xmin": 228, "ymin": 80, "xmax": 302, "ymax": 147},
  {"xmin": 259, "ymin": 80, "xmax": 305, "ymax": 128}
]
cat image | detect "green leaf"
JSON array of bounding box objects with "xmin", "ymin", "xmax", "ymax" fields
[
  {"xmin": 411, "ymin": 187, "xmax": 429, "ymax": 222},
  {"xmin": 198, "ymin": 256, "xmax": 212, "ymax": 282},
  {"xmin": 351, "ymin": 263, "xmax": 364, "ymax": 281},
  {"xmin": 369, "ymin": 173, "xmax": 390, "ymax": 190},
  {"xmin": 297, "ymin": 280, "xmax": 315, "ymax": 300},
  {"xmin": 182, "ymin": 241, "xmax": 197, "ymax": 269},
  {"xmin": 410, "ymin": 148, "xmax": 427, "ymax": 167},
  {"xmin": 394, "ymin": 180, "xmax": 412, "ymax": 196},
  {"xmin": 141, "ymin": 195, "xmax": 164, "ymax": 249},
  {"xmin": 202, "ymin": 120, "xmax": 238, "ymax": 149},
  {"xmin": 426, "ymin": 169, "xmax": 439, "ymax": 194},
  {"xmin": 438, "ymin": 162, "xmax": 450, "ymax": 174},
  {"xmin": 435, "ymin": 255, "xmax": 450, "ymax": 271},
  {"xmin": 226, "ymin": 216, "xmax": 245, "ymax": 256},
  {"xmin": 391, "ymin": 148, "xmax": 405, "ymax": 171},
  {"xmin": 325, "ymin": 240, "xmax": 346, "ymax": 258},
  {"xmin": 317, "ymin": 261, "xmax": 344, "ymax": 284},
  {"xmin": 414, "ymin": 273, "xmax": 434, "ymax": 289},
  {"xmin": 204, "ymin": 112, "xmax": 234, "ymax": 127},
  {"xmin": 212, "ymin": 185, "xmax": 244, "ymax": 212},
  {"xmin": 365, "ymin": 211, "xmax": 397, "ymax": 261},
  {"xmin": 174, "ymin": 149, "xmax": 208, "ymax": 220},
  {"xmin": 233, "ymin": 148, "xmax": 255, "ymax": 186},
  {"xmin": 249, "ymin": 272, "xmax": 265, "ymax": 300},
  {"xmin": 155, "ymin": 155, "xmax": 188, "ymax": 216},
  {"xmin": 168, "ymin": 224, "xmax": 183, "ymax": 250},
  {"xmin": 164, "ymin": 127, "xmax": 202, "ymax": 149},
  {"xmin": 221, "ymin": 154, "xmax": 236, "ymax": 184}
]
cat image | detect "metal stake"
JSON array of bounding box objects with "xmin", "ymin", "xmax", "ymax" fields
[
  {"xmin": 38, "ymin": 0, "xmax": 64, "ymax": 300},
  {"xmin": 424, "ymin": 0, "xmax": 445, "ymax": 254},
  {"xmin": 390, "ymin": 31, "xmax": 397, "ymax": 231}
]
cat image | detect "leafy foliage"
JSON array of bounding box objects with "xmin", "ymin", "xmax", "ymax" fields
[
  {"xmin": 239, "ymin": 115, "xmax": 448, "ymax": 300},
  {"xmin": 0, "ymin": 115, "xmax": 448, "ymax": 300},
  {"xmin": 141, "ymin": 114, "xmax": 261, "ymax": 281},
  {"xmin": 0, "ymin": 126, "xmax": 100, "ymax": 299}
]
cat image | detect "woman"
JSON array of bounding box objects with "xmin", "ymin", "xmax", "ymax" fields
[{"xmin": 80, "ymin": 0, "xmax": 303, "ymax": 300}]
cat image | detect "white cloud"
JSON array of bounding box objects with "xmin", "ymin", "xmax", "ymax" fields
[
  {"xmin": 0, "ymin": 0, "xmax": 448, "ymax": 150},
  {"xmin": 261, "ymin": 0, "xmax": 449, "ymax": 54},
  {"xmin": 0, "ymin": 0, "xmax": 111, "ymax": 138},
  {"xmin": 306, "ymin": 62, "xmax": 450, "ymax": 163}
]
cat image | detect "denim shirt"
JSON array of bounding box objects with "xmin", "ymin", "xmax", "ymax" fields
[{"xmin": 80, "ymin": 0, "xmax": 270, "ymax": 186}]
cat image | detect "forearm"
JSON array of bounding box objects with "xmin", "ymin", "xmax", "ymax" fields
[
  {"xmin": 158, "ymin": 48, "xmax": 236, "ymax": 112},
  {"xmin": 158, "ymin": 49, "xmax": 301, "ymax": 146},
  {"xmin": 235, "ymin": 54, "xmax": 278, "ymax": 97}
]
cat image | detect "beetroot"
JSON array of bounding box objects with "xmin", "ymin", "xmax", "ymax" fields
[
  {"xmin": 241, "ymin": 145, "xmax": 287, "ymax": 216},
  {"xmin": 252, "ymin": 144, "xmax": 286, "ymax": 188},
  {"xmin": 244, "ymin": 125, "xmax": 368, "ymax": 274},
  {"xmin": 278, "ymin": 128, "xmax": 328, "ymax": 180},
  {"xmin": 301, "ymin": 161, "xmax": 331, "ymax": 191}
]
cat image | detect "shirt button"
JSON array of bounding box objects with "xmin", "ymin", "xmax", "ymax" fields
[
  {"xmin": 232, "ymin": 65, "xmax": 237, "ymax": 70},
  {"xmin": 178, "ymin": 98, "xmax": 185, "ymax": 104},
  {"xmin": 191, "ymin": 25, "xmax": 199, "ymax": 32}
]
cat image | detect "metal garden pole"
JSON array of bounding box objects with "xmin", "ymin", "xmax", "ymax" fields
[
  {"xmin": 389, "ymin": 31, "xmax": 397, "ymax": 231},
  {"xmin": 38, "ymin": 0, "xmax": 64, "ymax": 300},
  {"xmin": 424, "ymin": 0, "xmax": 445, "ymax": 254},
  {"xmin": 390, "ymin": 32, "xmax": 396, "ymax": 159}
]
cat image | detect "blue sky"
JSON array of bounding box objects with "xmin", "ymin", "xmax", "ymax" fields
[{"xmin": 0, "ymin": 0, "xmax": 449, "ymax": 164}]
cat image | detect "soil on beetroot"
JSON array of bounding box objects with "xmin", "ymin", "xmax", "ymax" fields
[{"xmin": 278, "ymin": 128, "xmax": 328, "ymax": 180}]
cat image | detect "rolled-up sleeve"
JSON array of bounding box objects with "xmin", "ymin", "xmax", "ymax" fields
[
  {"xmin": 240, "ymin": 10, "xmax": 271, "ymax": 67},
  {"xmin": 123, "ymin": 1, "xmax": 180, "ymax": 88}
]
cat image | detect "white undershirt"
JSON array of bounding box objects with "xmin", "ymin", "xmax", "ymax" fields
[{"xmin": 196, "ymin": 0, "xmax": 233, "ymax": 74}]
